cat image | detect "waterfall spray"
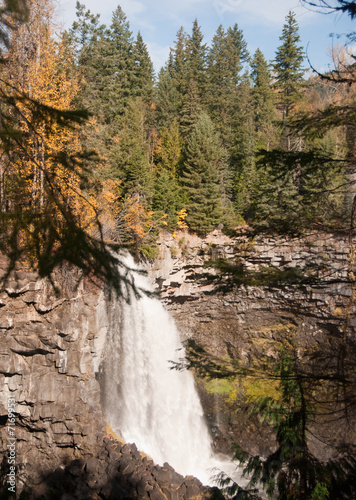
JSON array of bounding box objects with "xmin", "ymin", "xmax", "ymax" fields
[{"xmin": 99, "ymin": 253, "xmax": 243, "ymax": 486}]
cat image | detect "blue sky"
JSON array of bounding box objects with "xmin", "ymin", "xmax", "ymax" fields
[{"xmin": 58, "ymin": 0, "xmax": 355, "ymax": 75}]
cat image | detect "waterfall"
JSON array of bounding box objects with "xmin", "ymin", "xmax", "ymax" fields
[{"xmin": 99, "ymin": 253, "xmax": 242, "ymax": 485}]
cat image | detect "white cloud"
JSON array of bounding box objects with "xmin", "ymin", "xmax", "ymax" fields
[
  {"xmin": 116, "ymin": 0, "xmax": 147, "ymax": 19},
  {"xmin": 212, "ymin": 0, "xmax": 316, "ymax": 25}
]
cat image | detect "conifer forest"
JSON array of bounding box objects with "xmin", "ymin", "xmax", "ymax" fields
[{"xmin": 0, "ymin": 0, "xmax": 354, "ymax": 273}]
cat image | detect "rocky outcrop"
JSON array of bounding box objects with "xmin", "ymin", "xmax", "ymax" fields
[
  {"xmin": 148, "ymin": 229, "xmax": 356, "ymax": 456},
  {"xmin": 149, "ymin": 229, "xmax": 354, "ymax": 346},
  {"xmin": 22, "ymin": 439, "xmax": 213, "ymax": 500},
  {"xmin": 1, "ymin": 228, "xmax": 355, "ymax": 496},
  {"xmin": 0, "ymin": 257, "xmax": 214, "ymax": 499},
  {"xmin": 0, "ymin": 257, "xmax": 109, "ymax": 494}
]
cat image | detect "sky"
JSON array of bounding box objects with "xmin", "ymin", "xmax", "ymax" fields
[{"xmin": 57, "ymin": 0, "xmax": 355, "ymax": 75}]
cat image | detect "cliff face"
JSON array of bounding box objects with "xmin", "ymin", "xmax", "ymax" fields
[
  {"xmin": 149, "ymin": 230, "xmax": 354, "ymax": 348},
  {"xmin": 148, "ymin": 230, "xmax": 356, "ymax": 456},
  {"xmin": 0, "ymin": 258, "xmax": 108, "ymax": 491},
  {"xmin": 0, "ymin": 229, "xmax": 354, "ymax": 496},
  {"xmin": 0, "ymin": 257, "xmax": 213, "ymax": 499}
]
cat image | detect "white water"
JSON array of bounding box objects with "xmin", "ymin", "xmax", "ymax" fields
[{"xmin": 99, "ymin": 254, "xmax": 243, "ymax": 486}]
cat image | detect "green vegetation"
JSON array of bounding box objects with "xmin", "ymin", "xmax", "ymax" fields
[
  {"xmin": 0, "ymin": 0, "xmax": 354, "ymax": 276},
  {"xmin": 178, "ymin": 333, "xmax": 356, "ymax": 500}
]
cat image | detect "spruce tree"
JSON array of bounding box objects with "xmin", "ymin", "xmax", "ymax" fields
[
  {"xmin": 254, "ymin": 12, "xmax": 306, "ymax": 231},
  {"xmin": 152, "ymin": 171, "xmax": 183, "ymax": 230},
  {"xmin": 68, "ymin": 1, "xmax": 103, "ymax": 62},
  {"xmin": 205, "ymin": 25, "xmax": 231, "ymax": 129},
  {"xmin": 156, "ymin": 119, "xmax": 183, "ymax": 176},
  {"xmin": 179, "ymin": 79, "xmax": 203, "ymax": 138},
  {"xmin": 170, "ymin": 26, "xmax": 188, "ymax": 100},
  {"xmin": 104, "ymin": 5, "xmax": 136, "ymax": 118},
  {"xmin": 67, "ymin": 2, "xmax": 105, "ymax": 114},
  {"xmin": 108, "ymin": 98, "xmax": 152, "ymax": 200},
  {"xmin": 273, "ymin": 11, "xmax": 305, "ymax": 121},
  {"xmin": 230, "ymin": 74, "xmax": 257, "ymax": 217},
  {"xmin": 186, "ymin": 19, "xmax": 207, "ymax": 96},
  {"xmin": 133, "ymin": 31, "xmax": 154, "ymax": 103},
  {"xmin": 155, "ymin": 67, "xmax": 181, "ymax": 127},
  {"xmin": 251, "ymin": 48, "xmax": 278, "ymax": 150},
  {"xmin": 226, "ymin": 24, "xmax": 249, "ymax": 87},
  {"xmin": 206, "ymin": 24, "xmax": 249, "ymax": 141},
  {"xmin": 181, "ymin": 113, "xmax": 224, "ymax": 235}
]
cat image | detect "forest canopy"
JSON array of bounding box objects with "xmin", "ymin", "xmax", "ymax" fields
[{"xmin": 0, "ymin": 0, "xmax": 355, "ymax": 281}]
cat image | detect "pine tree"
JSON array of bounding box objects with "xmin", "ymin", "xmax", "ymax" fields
[
  {"xmin": 155, "ymin": 67, "xmax": 181, "ymax": 127},
  {"xmin": 273, "ymin": 11, "xmax": 305, "ymax": 122},
  {"xmin": 133, "ymin": 31, "xmax": 154, "ymax": 103},
  {"xmin": 179, "ymin": 79, "xmax": 203, "ymax": 139},
  {"xmin": 186, "ymin": 19, "xmax": 207, "ymax": 96},
  {"xmin": 251, "ymin": 48, "xmax": 278, "ymax": 150},
  {"xmin": 181, "ymin": 113, "xmax": 224, "ymax": 234}
]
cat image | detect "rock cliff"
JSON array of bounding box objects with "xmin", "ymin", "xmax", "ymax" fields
[
  {"xmin": 1, "ymin": 228, "xmax": 355, "ymax": 497},
  {"xmin": 0, "ymin": 257, "xmax": 212, "ymax": 499},
  {"xmin": 148, "ymin": 229, "xmax": 356, "ymax": 456}
]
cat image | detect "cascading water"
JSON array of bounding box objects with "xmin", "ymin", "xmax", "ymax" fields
[{"xmin": 99, "ymin": 253, "xmax": 243, "ymax": 486}]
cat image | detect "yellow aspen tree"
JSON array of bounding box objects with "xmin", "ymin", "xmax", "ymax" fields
[{"xmin": 0, "ymin": 0, "xmax": 107, "ymax": 280}]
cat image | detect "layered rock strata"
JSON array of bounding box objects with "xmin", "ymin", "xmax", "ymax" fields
[
  {"xmin": 148, "ymin": 230, "xmax": 356, "ymax": 456},
  {"xmin": 1, "ymin": 228, "xmax": 355, "ymax": 496},
  {"xmin": 0, "ymin": 258, "xmax": 108, "ymax": 495},
  {"xmin": 0, "ymin": 257, "xmax": 212, "ymax": 499}
]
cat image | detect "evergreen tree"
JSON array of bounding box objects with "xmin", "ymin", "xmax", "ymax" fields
[
  {"xmin": 230, "ymin": 74, "xmax": 257, "ymax": 218},
  {"xmin": 152, "ymin": 119, "xmax": 183, "ymax": 229},
  {"xmin": 181, "ymin": 113, "xmax": 224, "ymax": 234},
  {"xmin": 273, "ymin": 11, "xmax": 305, "ymax": 122},
  {"xmin": 155, "ymin": 67, "xmax": 181, "ymax": 127},
  {"xmin": 251, "ymin": 48, "xmax": 278, "ymax": 150},
  {"xmin": 255, "ymin": 156, "xmax": 303, "ymax": 233},
  {"xmin": 103, "ymin": 4, "xmax": 135, "ymax": 118},
  {"xmin": 152, "ymin": 171, "xmax": 183, "ymax": 230},
  {"xmin": 186, "ymin": 19, "xmax": 207, "ymax": 96},
  {"xmin": 68, "ymin": 1, "xmax": 103, "ymax": 62},
  {"xmin": 179, "ymin": 79, "xmax": 203, "ymax": 138},
  {"xmin": 226, "ymin": 24, "xmax": 249, "ymax": 87},
  {"xmin": 108, "ymin": 98, "xmax": 152, "ymax": 200},
  {"xmin": 155, "ymin": 119, "xmax": 183, "ymax": 176},
  {"xmin": 67, "ymin": 2, "xmax": 105, "ymax": 113},
  {"xmin": 206, "ymin": 24, "xmax": 249, "ymax": 141},
  {"xmin": 133, "ymin": 31, "xmax": 155, "ymax": 103},
  {"xmin": 169, "ymin": 26, "xmax": 188, "ymax": 99},
  {"xmin": 206, "ymin": 25, "xmax": 231, "ymax": 129}
]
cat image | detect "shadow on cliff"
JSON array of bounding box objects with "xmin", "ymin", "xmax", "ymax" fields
[{"xmin": 11, "ymin": 439, "xmax": 224, "ymax": 500}]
